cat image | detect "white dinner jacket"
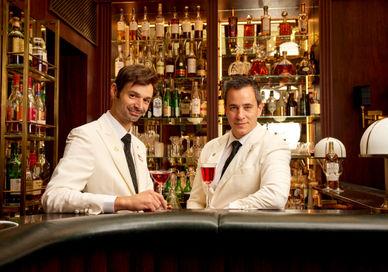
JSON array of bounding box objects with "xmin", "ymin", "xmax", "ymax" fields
[
  {"xmin": 187, "ymin": 123, "xmax": 291, "ymax": 209},
  {"xmin": 41, "ymin": 113, "xmax": 153, "ymax": 214}
]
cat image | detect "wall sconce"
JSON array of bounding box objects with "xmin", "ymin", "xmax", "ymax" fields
[
  {"xmin": 360, "ymin": 118, "xmax": 388, "ymax": 209},
  {"xmin": 353, "ymin": 85, "xmax": 385, "ymax": 128}
]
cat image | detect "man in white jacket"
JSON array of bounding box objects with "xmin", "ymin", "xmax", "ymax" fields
[
  {"xmin": 187, "ymin": 76, "xmax": 291, "ymax": 209},
  {"xmin": 42, "ymin": 65, "xmax": 167, "ymax": 214}
]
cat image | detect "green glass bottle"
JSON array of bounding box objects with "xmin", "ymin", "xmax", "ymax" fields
[
  {"xmin": 171, "ymin": 79, "xmax": 180, "ymax": 117},
  {"xmin": 182, "ymin": 173, "xmax": 192, "ymax": 208},
  {"xmin": 163, "ymin": 81, "xmax": 171, "ymax": 117},
  {"xmin": 174, "ymin": 174, "xmax": 184, "ymax": 205}
]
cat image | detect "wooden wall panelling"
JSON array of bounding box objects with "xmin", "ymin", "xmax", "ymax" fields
[{"xmin": 322, "ymin": 0, "xmax": 388, "ymax": 189}]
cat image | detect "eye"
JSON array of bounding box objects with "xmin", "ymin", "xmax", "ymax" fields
[
  {"xmin": 128, "ymin": 93, "xmax": 136, "ymax": 98},
  {"xmin": 144, "ymin": 98, "xmax": 151, "ymax": 104}
]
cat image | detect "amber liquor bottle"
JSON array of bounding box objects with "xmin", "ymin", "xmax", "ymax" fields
[
  {"xmin": 228, "ymin": 8, "xmax": 238, "ymax": 50},
  {"xmin": 244, "ymin": 15, "xmax": 254, "ymax": 49}
]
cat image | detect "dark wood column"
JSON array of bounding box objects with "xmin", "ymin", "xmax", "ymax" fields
[{"xmin": 96, "ymin": 0, "xmax": 112, "ymax": 113}]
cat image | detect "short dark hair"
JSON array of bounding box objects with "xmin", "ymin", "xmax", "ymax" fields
[
  {"xmin": 223, "ymin": 76, "xmax": 261, "ymax": 105},
  {"xmin": 114, "ymin": 65, "xmax": 158, "ymax": 95}
]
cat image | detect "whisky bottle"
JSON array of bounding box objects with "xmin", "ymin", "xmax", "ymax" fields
[
  {"xmin": 275, "ymin": 90, "xmax": 286, "ymax": 116},
  {"xmin": 35, "ymin": 82, "xmax": 46, "ymax": 125},
  {"xmin": 8, "ymin": 16, "xmax": 24, "ymax": 64},
  {"xmin": 155, "ymin": 3, "xmax": 165, "ymax": 40},
  {"xmin": 279, "ymin": 11, "xmax": 292, "ymax": 36},
  {"xmin": 181, "ymin": 6, "xmax": 191, "ymax": 39},
  {"xmin": 324, "ymin": 141, "xmax": 340, "ymax": 191},
  {"xmin": 187, "ymin": 41, "xmax": 197, "ymax": 77},
  {"xmin": 298, "ymin": 3, "xmax": 308, "ymax": 35},
  {"xmin": 6, "ymin": 73, "xmax": 22, "ymax": 122},
  {"xmin": 141, "ymin": 6, "xmax": 150, "ymax": 40},
  {"xmin": 194, "ymin": 5, "xmax": 203, "ymax": 39},
  {"xmin": 180, "ymin": 88, "xmax": 191, "ymax": 117},
  {"xmin": 115, "ymin": 45, "xmax": 125, "ymax": 76},
  {"xmin": 27, "ymin": 77, "xmax": 37, "ymax": 122},
  {"xmin": 242, "ymin": 54, "xmax": 251, "ymax": 76},
  {"xmin": 116, "ymin": 8, "xmax": 126, "ymax": 42},
  {"xmin": 260, "ymin": 6, "xmax": 271, "ymax": 37},
  {"xmin": 165, "ymin": 49, "xmax": 175, "ymax": 78},
  {"xmin": 152, "ymin": 83, "xmax": 163, "ymax": 118},
  {"xmin": 273, "ymin": 51, "xmax": 296, "ymax": 76},
  {"xmin": 297, "ymin": 51, "xmax": 314, "ymax": 75},
  {"xmin": 249, "ymin": 47, "xmax": 268, "ymax": 76},
  {"xmin": 190, "ymin": 81, "xmax": 201, "ymax": 118},
  {"xmin": 286, "ymin": 92, "xmax": 298, "ymax": 116},
  {"xmin": 267, "ymin": 90, "xmax": 277, "ymax": 116},
  {"xmin": 228, "ymin": 8, "xmax": 238, "ymax": 50},
  {"xmin": 175, "ymin": 47, "xmax": 187, "ymax": 78},
  {"xmin": 196, "ymin": 45, "xmax": 207, "ymax": 77},
  {"xmin": 155, "ymin": 47, "xmax": 165, "ymax": 78},
  {"xmin": 170, "ymin": 7, "xmax": 180, "ymax": 40},
  {"xmin": 218, "ymin": 83, "xmax": 225, "ymax": 116},
  {"xmin": 228, "ymin": 53, "xmax": 244, "ymax": 76},
  {"xmin": 128, "ymin": 8, "xmax": 138, "ymax": 41},
  {"xmin": 243, "ymin": 15, "xmax": 254, "ymax": 50}
]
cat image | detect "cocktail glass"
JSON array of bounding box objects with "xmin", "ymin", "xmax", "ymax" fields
[
  {"xmin": 200, "ymin": 163, "xmax": 216, "ymax": 208},
  {"xmin": 149, "ymin": 169, "xmax": 171, "ymax": 195}
]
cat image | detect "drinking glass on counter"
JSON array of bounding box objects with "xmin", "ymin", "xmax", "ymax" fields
[
  {"xmin": 149, "ymin": 169, "xmax": 171, "ymax": 195},
  {"xmin": 200, "ymin": 162, "xmax": 216, "ymax": 208}
]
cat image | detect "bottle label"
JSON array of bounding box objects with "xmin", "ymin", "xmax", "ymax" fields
[
  {"xmin": 218, "ymin": 100, "xmax": 225, "ymax": 115},
  {"xmin": 191, "ymin": 98, "xmax": 200, "ymax": 115},
  {"xmin": 129, "ymin": 22, "xmax": 138, "ymax": 31},
  {"xmin": 326, "ymin": 162, "xmax": 339, "ymax": 180},
  {"xmin": 163, "ymin": 103, "xmax": 171, "ymax": 117},
  {"xmin": 166, "ymin": 64, "xmax": 174, "ymax": 73},
  {"xmin": 182, "ymin": 22, "xmax": 191, "ymax": 33},
  {"xmin": 153, "ymin": 98, "xmax": 162, "ymax": 117},
  {"xmin": 195, "ymin": 20, "xmax": 203, "ymax": 31},
  {"xmin": 10, "ymin": 178, "xmax": 21, "ymax": 192},
  {"xmin": 171, "ymin": 24, "xmax": 179, "ymax": 35},
  {"xmin": 156, "ymin": 61, "xmax": 164, "ymax": 75},
  {"xmin": 141, "ymin": 22, "xmax": 150, "ymax": 37},
  {"xmin": 187, "ymin": 58, "xmax": 196, "ymax": 74},
  {"xmin": 156, "ymin": 24, "xmax": 164, "ymax": 38},
  {"xmin": 180, "ymin": 101, "xmax": 190, "ymax": 115},
  {"xmin": 261, "ymin": 18, "xmax": 270, "ymax": 35},
  {"xmin": 299, "ymin": 15, "xmax": 308, "ymax": 34},
  {"xmin": 117, "ymin": 21, "xmax": 125, "ymax": 32}
]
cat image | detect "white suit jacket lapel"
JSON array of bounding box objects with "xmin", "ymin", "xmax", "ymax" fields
[
  {"xmin": 215, "ymin": 125, "xmax": 266, "ymax": 191},
  {"xmin": 96, "ymin": 115, "xmax": 136, "ymax": 194}
]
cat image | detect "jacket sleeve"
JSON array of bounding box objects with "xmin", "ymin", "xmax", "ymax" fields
[
  {"xmin": 228, "ymin": 137, "xmax": 291, "ymax": 210},
  {"xmin": 41, "ymin": 127, "xmax": 116, "ymax": 215}
]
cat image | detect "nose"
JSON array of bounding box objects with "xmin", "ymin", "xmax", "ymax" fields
[
  {"xmin": 236, "ymin": 107, "xmax": 245, "ymax": 119},
  {"xmin": 134, "ymin": 97, "xmax": 143, "ymax": 109}
]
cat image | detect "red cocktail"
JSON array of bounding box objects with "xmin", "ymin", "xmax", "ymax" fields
[
  {"xmin": 149, "ymin": 170, "xmax": 171, "ymax": 194},
  {"xmin": 200, "ymin": 163, "xmax": 217, "ymax": 208}
]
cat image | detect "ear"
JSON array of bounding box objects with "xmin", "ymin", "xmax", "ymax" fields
[
  {"xmin": 110, "ymin": 84, "xmax": 117, "ymax": 99},
  {"xmin": 257, "ymin": 102, "xmax": 264, "ymax": 117}
]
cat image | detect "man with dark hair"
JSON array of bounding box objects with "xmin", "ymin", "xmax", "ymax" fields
[
  {"xmin": 188, "ymin": 76, "xmax": 291, "ymax": 209},
  {"xmin": 42, "ymin": 65, "xmax": 167, "ymax": 214}
]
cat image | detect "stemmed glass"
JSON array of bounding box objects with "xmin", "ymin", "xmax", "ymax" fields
[
  {"xmin": 149, "ymin": 169, "xmax": 171, "ymax": 195},
  {"xmin": 200, "ymin": 163, "xmax": 216, "ymax": 209}
]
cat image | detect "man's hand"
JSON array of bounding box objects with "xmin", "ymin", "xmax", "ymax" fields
[{"xmin": 114, "ymin": 190, "xmax": 167, "ymax": 212}]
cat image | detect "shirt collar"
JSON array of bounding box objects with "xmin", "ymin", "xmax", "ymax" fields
[
  {"xmin": 106, "ymin": 110, "xmax": 130, "ymax": 139},
  {"xmin": 226, "ymin": 123, "xmax": 259, "ymax": 148}
]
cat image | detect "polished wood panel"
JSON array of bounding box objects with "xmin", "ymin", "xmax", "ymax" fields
[{"xmin": 322, "ymin": 0, "xmax": 388, "ymax": 189}]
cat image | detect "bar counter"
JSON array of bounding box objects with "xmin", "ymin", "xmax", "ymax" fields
[{"xmin": 1, "ymin": 209, "xmax": 388, "ymax": 271}]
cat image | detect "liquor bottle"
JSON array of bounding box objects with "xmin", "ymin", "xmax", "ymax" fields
[
  {"xmin": 165, "ymin": 48, "xmax": 175, "ymax": 78},
  {"xmin": 128, "ymin": 8, "xmax": 138, "ymax": 41},
  {"xmin": 299, "ymin": 90, "xmax": 309, "ymax": 116},
  {"xmin": 196, "ymin": 45, "xmax": 207, "ymax": 77},
  {"xmin": 273, "ymin": 51, "xmax": 296, "ymax": 76},
  {"xmin": 141, "ymin": 6, "xmax": 150, "ymax": 40},
  {"xmin": 218, "ymin": 83, "xmax": 225, "ymax": 116},
  {"xmin": 8, "ymin": 16, "xmax": 24, "ymax": 64},
  {"xmin": 286, "ymin": 92, "xmax": 298, "ymax": 116},
  {"xmin": 27, "ymin": 77, "xmax": 37, "ymax": 122},
  {"xmin": 38, "ymin": 143, "xmax": 51, "ymax": 182},
  {"xmin": 279, "ymin": 11, "xmax": 292, "ymax": 36},
  {"xmin": 228, "ymin": 53, "xmax": 244, "ymax": 76},
  {"xmin": 155, "ymin": 3, "xmax": 165, "ymax": 40},
  {"xmin": 170, "ymin": 7, "xmax": 179, "ymax": 40},
  {"xmin": 194, "ymin": 5, "xmax": 203, "ymax": 39},
  {"xmin": 190, "ymin": 81, "xmax": 201, "ymax": 118},
  {"xmin": 249, "ymin": 47, "xmax": 269, "ymax": 76},
  {"xmin": 180, "ymin": 89, "xmax": 191, "ymax": 117},
  {"xmin": 275, "ymin": 91, "xmax": 286, "ymax": 116},
  {"xmin": 228, "ymin": 8, "xmax": 238, "ymax": 50},
  {"xmin": 244, "ymin": 15, "xmax": 254, "ymax": 50},
  {"xmin": 155, "ymin": 47, "xmax": 165, "ymax": 77},
  {"xmin": 181, "ymin": 6, "xmax": 191, "ymax": 39},
  {"xmin": 6, "ymin": 73, "xmax": 22, "ymax": 122},
  {"xmin": 115, "ymin": 45, "xmax": 125, "ymax": 76},
  {"xmin": 35, "ymin": 82, "xmax": 46, "ymax": 125},
  {"xmin": 298, "ymin": 3, "xmax": 308, "ymax": 35},
  {"xmin": 297, "ymin": 51, "xmax": 314, "ymax": 75},
  {"xmin": 116, "ymin": 8, "xmax": 126, "ymax": 42},
  {"xmin": 153, "ymin": 82, "xmax": 163, "ymax": 118},
  {"xmin": 171, "ymin": 79, "xmax": 180, "ymax": 117},
  {"xmin": 175, "ymin": 47, "xmax": 187, "ymax": 78},
  {"xmin": 242, "ymin": 54, "xmax": 252, "ymax": 76},
  {"xmin": 6, "ymin": 142, "xmax": 21, "ymax": 203},
  {"xmin": 324, "ymin": 141, "xmax": 340, "ymax": 191},
  {"xmin": 260, "ymin": 6, "xmax": 271, "ymax": 37},
  {"xmin": 199, "ymin": 80, "xmax": 207, "ymax": 118},
  {"xmin": 163, "ymin": 81, "xmax": 171, "ymax": 117},
  {"xmin": 267, "ymin": 90, "xmax": 277, "ymax": 116},
  {"xmin": 174, "ymin": 173, "xmax": 184, "ymax": 204},
  {"xmin": 187, "ymin": 41, "xmax": 197, "ymax": 77},
  {"xmin": 32, "ymin": 37, "xmax": 45, "ymax": 72},
  {"xmin": 124, "ymin": 44, "xmax": 134, "ymax": 66}
]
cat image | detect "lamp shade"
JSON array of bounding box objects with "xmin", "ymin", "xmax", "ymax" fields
[
  {"xmin": 314, "ymin": 137, "xmax": 346, "ymax": 158},
  {"xmin": 360, "ymin": 118, "xmax": 388, "ymax": 156}
]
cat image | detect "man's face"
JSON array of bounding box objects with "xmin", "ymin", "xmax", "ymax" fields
[
  {"xmin": 225, "ymin": 86, "xmax": 262, "ymax": 139},
  {"xmin": 110, "ymin": 83, "xmax": 153, "ymax": 129}
]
